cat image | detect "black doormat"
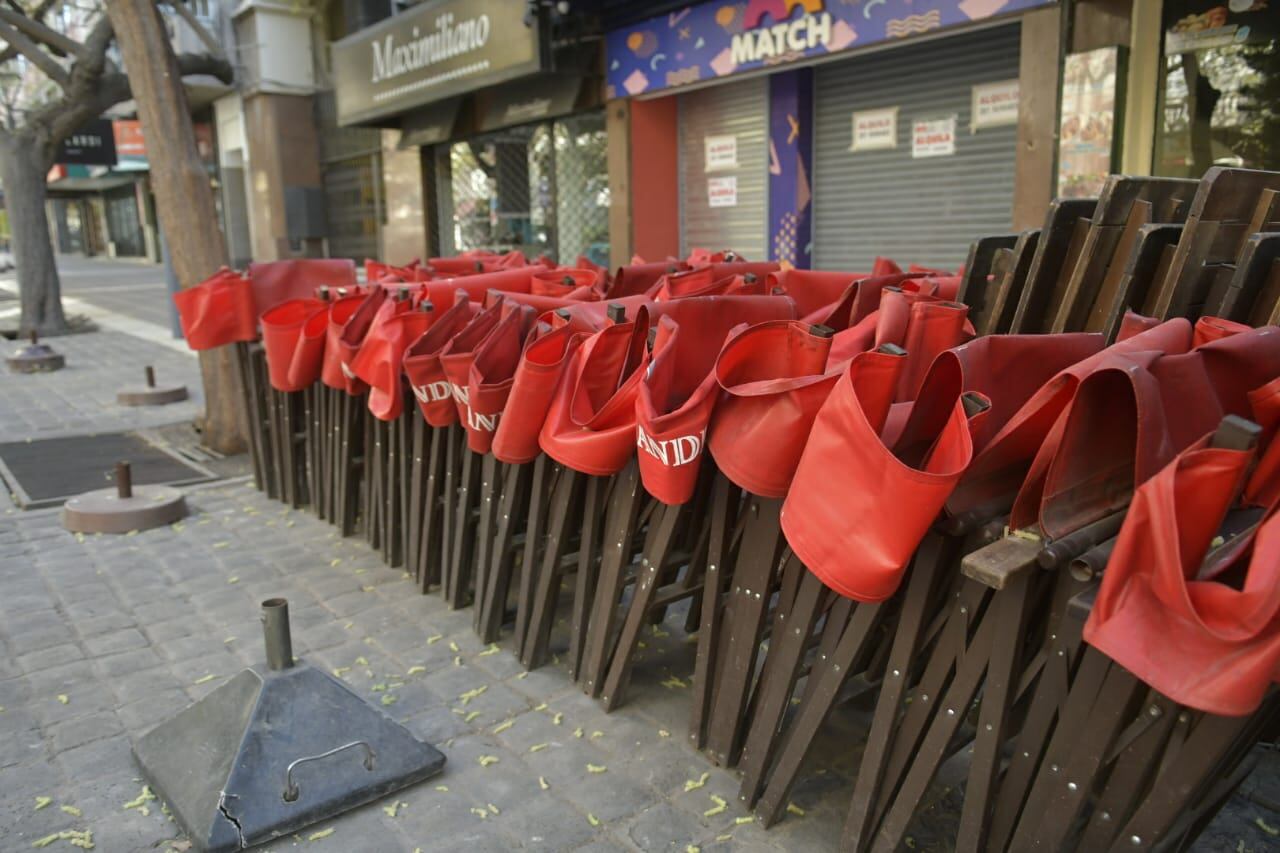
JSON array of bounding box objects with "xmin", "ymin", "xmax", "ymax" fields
[{"xmin": 0, "ymin": 431, "xmax": 216, "ymax": 509}]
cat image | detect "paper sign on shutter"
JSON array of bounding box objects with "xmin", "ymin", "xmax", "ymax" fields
[
  {"xmin": 704, "ymin": 135, "xmax": 738, "ymax": 171},
  {"xmin": 971, "ymin": 80, "xmax": 1020, "ymax": 130},
  {"xmin": 708, "ymin": 175, "xmax": 738, "ymax": 207},
  {"xmin": 911, "ymin": 116, "xmax": 956, "ymax": 158},
  {"xmin": 850, "ymin": 107, "xmax": 898, "ymax": 152}
]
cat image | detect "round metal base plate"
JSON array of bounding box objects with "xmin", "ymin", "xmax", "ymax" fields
[
  {"xmin": 61, "ymin": 486, "xmax": 187, "ymax": 534},
  {"xmin": 117, "ymin": 385, "xmax": 189, "ymax": 406},
  {"xmin": 7, "ymin": 344, "xmax": 65, "ymax": 373}
]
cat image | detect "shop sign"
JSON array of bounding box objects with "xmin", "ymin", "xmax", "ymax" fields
[
  {"xmin": 911, "ymin": 116, "xmax": 956, "ymax": 158},
  {"xmin": 56, "ymin": 119, "xmax": 118, "ymax": 166},
  {"xmin": 1163, "ymin": 0, "xmax": 1276, "ymax": 54},
  {"xmin": 605, "ymin": 0, "xmax": 1055, "ymax": 98},
  {"xmin": 704, "ymin": 135, "xmax": 738, "ymax": 171},
  {"xmin": 970, "ymin": 79, "xmax": 1020, "ymax": 130},
  {"xmin": 850, "ymin": 107, "xmax": 897, "ymax": 152},
  {"xmin": 332, "ymin": 0, "xmax": 546, "ymax": 126},
  {"xmin": 708, "ymin": 175, "xmax": 738, "ymax": 207},
  {"xmin": 1057, "ymin": 46, "xmax": 1121, "ymax": 199},
  {"xmin": 111, "ymin": 120, "xmax": 215, "ymax": 168}
]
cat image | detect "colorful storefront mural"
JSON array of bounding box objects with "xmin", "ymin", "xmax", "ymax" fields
[
  {"xmin": 605, "ymin": 0, "xmax": 1054, "ymax": 98},
  {"xmin": 768, "ymin": 69, "xmax": 812, "ymax": 268}
]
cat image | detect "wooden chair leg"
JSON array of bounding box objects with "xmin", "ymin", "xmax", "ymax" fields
[
  {"xmin": 840, "ymin": 532, "xmax": 964, "ymax": 849},
  {"xmin": 472, "ymin": 453, "xmax": 501, "ymax": 634},
  {"xmin": 689, "ymin": 474, "xmax": 742, "ymax": 751},
  {"xmin": 568, "ymin": 475, "xmax": 607, "ymax": 682},
  {"xmin": 440, "ymin": 423, "xmax": 462, "ymax": 601},
  {"xmin": 579, "ymin": 460, "xmax": 645, "ymax": 698},
  {"xmin": 446, "ymin": 445, "xmax": 482, "ymax": 609},
  {"xmin": 736, "ymin": 557, "xmax": 831, "ymax": 808},
  {"xmin": 704, "ymin": 495, "xmax": 786, "ymax": 768},
  {"xmin": 478, "ymin": 461, "xmax": 533, "ymax": 643},
  {"xmin": 515, "ymin": 455, "xmax": 553, "ymax": 661},
  {"xmin": 406, "ymin": 414, "xmax": 427, "ymax": 585},
  {"xmin": 522, "ymin": 465, "xmax": 585, "ymax": 669},
  {"xmin": 599, "ymin": 497, "xmax": 685, "ymax": 711},
  {"xmin": 417, "ymin": 424, "xmax": 447, "ymax": 592}
]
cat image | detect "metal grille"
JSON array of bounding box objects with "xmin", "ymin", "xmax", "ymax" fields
[
  {"xmin": 812, "ymin": 24, "xmax": 1021, "ymax": 271},
  {"xmin": 437, "ymin": 111, "xmax": 609, "ymax": 264},
  {"xmin": 677, "ymin": 77, "xmax": 769, "ymax": 261},
  {"xmin": 0, "ymin": 431, "xmax": 214, "ymax": 509},
  {"xmin": 322, "ymin": 153, "xmax": 384, "ymax": 262}
]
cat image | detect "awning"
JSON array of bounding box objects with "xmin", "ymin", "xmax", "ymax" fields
[{"xmin": 398, "ymin": 97, "xmax": 463, "ymax": 149}]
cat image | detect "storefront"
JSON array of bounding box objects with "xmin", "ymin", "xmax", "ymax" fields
[
  {"xmin": 1154, "ymin": 0, "xmax": 1278, "ymax": 179},
  {"xmin": 330, "ymin": 0, "xmax": 610, "ymax": 265},
  {"xmin": 606, "ymin": 0, "xmax": 1058, "ymax": 269}
]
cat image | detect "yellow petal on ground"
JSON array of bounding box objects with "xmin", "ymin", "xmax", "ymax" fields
[
  {"xmin": 703, "ymin": 794, "xmax": 727, "ymax": 817},
  {"xmin": 60, "ymin": 805, "xmax": 81, "ymax": 816},
  {"xmin": 371, "ymin": 684, "xmax": 387, "ymax": 692},
  {"xmin": 661, "ymin": 675, "xmax": 687, "ymax": 689},
  {"xmin": 533, "ymin": 703, "xmax": 547, "ymax": 712},
  {"xmin": 193, "ymin": 674, "xmax": 216, "ymax": 685},
  {"xmin": 355, "ymin": 656, "xmax": 369, "ymax": 666},
  {"xmin": 123, "ymin": 785, "xmax": 156, "ymax": 811},
  {"xmin": 478, "ymin": 644, "xmax": 500, "ymax": 657},
  {"xmin": 330, "ymin": 559, "xmax": 341, "ymax": 567},
  {"xmin": 227, "ymin": 577, "xmax": 239, "ymax": 584},
  {"xmin": 32, "ymin": 834, "xmax": 61, "ymax": 849},
  {"xmin": 572, "ymin": 727, "xmax": 583, "ymax": 738},
  {"xmin": 407, "ymin": 666, "xmax": 426, "ymax": 675},
  {"xmin": 361, "ymin": 586, "xmax": 375, "ymax": 593},
  {"xmin": 478, "ymin": 755, "xmax": 500, "ymax": 767},
  {"xmin": 448, "ymin": 641, "xmax": 460, "ymax": 653},
  {"xmin": 685, "ymin": 846, "xmax": 699, "ymax": 853},
  {"xmin": 683, "ymin": 772, "xmax": 710, "ymax": 792},
  {"xmin": 487, "ymin": 803, "xmax": 500, "ymax": 815},
  {"xmin": 427, "ymin": 634, "xmax": 443, "ymax": 644},
  {"xmin": 516, "ymin": 672, "xmax": 528, "ymax": 680},
  {"xmin": 716, "ymin": 834, "xmax": 734, "ymax": 842},
  {"xmin": 382, "ymin": 802, "xmax": 401, "ymax": 818},
  {"xmin": 34, "ymin": 796, "xmax": 52, "ymax": 810},
  {"xmin": 223, "ymin": 637, "xmax": 235, "ymax": 644},
  {"xmin": 344, "ymin": 622, "xmax": 354, "ymax": 630},
  {"xmin": 458, "ymin": 686, "xmax": 488, "ymax": 705},
  {"xmin": 786, "ymin": 802, "xmax": 806, "ymax": 817},
  {"xmin": 658, "ymin": 729, "xmax": 671, "ymax": 738},
  {"xmin": 454, "ymin": 656, "xmax": 462, "ymax": 667},
  {"xmin": 212, "ymin": 541, "xmax": 228, "ymax": 548},
  {"xmin": 538, "ymin": 776, "xmax": 549, "ymax": 790},
  {"xmin": 492, "ymin": 719, "xmax": 515, "ymax": 734},
  {"xmin": 381, "ymin": 695, "xmax": 397, "ymax": 706},
  {"xmin": 586, "ymin": 764, "xmax": 606, "ymax": 774},
  {"xmin": 1258, "ymin": 817, "xmax": 1279, "ymax": 836},
  {"xmin": 308, "ymin": 827, "xmax": 335, "ymax": 840},
  {"xmin": 587, "ymin": 814, "xmax": 600, "ymax": 827},
  {"xmin": 589, "ymin": 730, "xmax": 604, "ymax": 740},
  {"xmin": 464, "ymin": 710, "xmax": 481, "ymax": 723},
  {"xmin": 528, "ymin": 743, "xmax": 548, "ymax": 753},
  {"xmin": 735, "ymin": 816, "xmax": 754, "ymax": 825},
  {"xmin": 470, "ymin": 807, "xmax": 488, "ymax": 819},
  {"xmin": 434, "ymin": 785, "xmax": 449, "ymax": 792},
  {"xmin": 551, "ymin": 712, "xmax": 563, "ymax": 726},
  {"xmin": 57, "ymin": 694, "xmax": 69, "ymax": 705},
  {"xmin": 332, "ymin": 667, "xmax": 350, "ymax": 677}
]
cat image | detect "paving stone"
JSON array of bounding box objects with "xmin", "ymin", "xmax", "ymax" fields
[
  {"xmin": 45, "ymin": 709, "xmax": 125, "ymax": 754},
  {"xmin": 622, "ymin": 801, "xmax": 710, "ymax": 851}
]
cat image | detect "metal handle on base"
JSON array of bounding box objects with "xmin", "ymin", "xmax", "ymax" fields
[{"xmin": 282, "ymin": 741, "xmax": 376, "ymax": 803}]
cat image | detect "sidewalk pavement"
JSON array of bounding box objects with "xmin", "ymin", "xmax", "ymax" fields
[{"xmin": 0, "ymin": 287, "xmax": 1278, "ymax": 852}]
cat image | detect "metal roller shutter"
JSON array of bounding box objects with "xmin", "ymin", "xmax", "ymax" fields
[
  {"xmin": 678, "ymin": 77, "xmax": 769, "ymax": 261},
  {"xmin": 813, "ymin": 24, "xmax": 1021, "ymax": 271}
]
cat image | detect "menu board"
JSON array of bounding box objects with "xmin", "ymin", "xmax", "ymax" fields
[{"xmin": 1057, "ymin": 46, "xmax": 1123, "ymax": 199}]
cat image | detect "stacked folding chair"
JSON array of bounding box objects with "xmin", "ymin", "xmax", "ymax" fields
[{"xmin": 170, "ymin": 167, "xmax": 1280, "ymax": 852}]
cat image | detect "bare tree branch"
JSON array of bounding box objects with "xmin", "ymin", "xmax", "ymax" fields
[
  {"xmin": 0, "ymin": 15, "xmax": 68, "ymax": 86},
  {"xmin": 161, "ymin": 0, "xmax": 223, "ymax": 61},
  {"xmin": 0, "ymin": 7, "xmax": 80, "ymax": 58}
]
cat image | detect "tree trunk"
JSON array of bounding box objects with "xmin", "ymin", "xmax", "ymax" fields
[
  {"xmin": 105, "ymin": 0, "xmax": 244, "ymax": 453},
  {"xmin": 0, "ymin": 133, "xmax": 69, "ymax": 335}
]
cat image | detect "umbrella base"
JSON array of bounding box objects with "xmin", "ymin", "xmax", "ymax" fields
[
  {"xmin": 61, "ymin": 485, "xmax": 187, "ymax": 533},
  {"xmin": 7, "ymin": 343, "xmax": 64, "ymax": 373},
  {"xmin": 117, "ymin": 384, "xmax": 189, "ymax": 406}
]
